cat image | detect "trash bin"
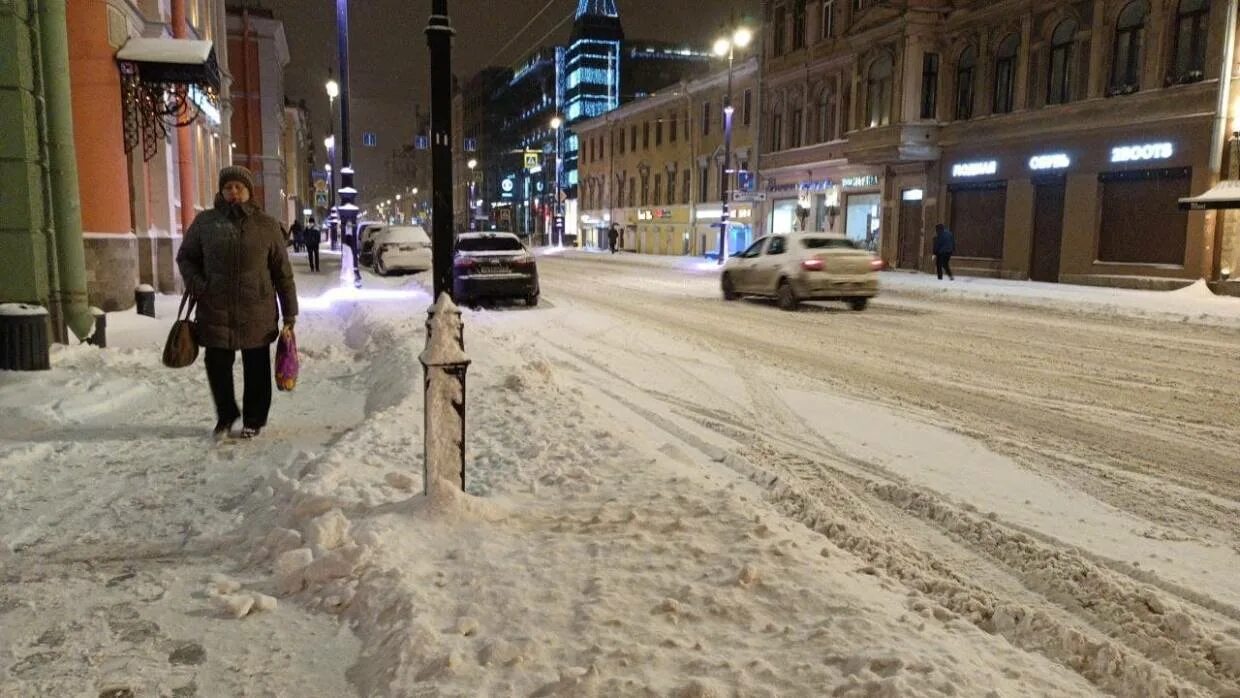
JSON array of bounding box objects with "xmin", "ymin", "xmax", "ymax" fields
[
  {"xmin": 135, "ymin": 284, "xmax": 156, "ymax": 317},
  {"xmin": 0, "ymin": 303, "xmax": 50, "ymax": 371}
]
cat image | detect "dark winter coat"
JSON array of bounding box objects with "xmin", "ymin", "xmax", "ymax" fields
[
  {"xmin": 177, "ymin": 195, "xmax": 299, "ymax": 350},
  {"xmin": 302, "ymin": 226, "xmax": 322, "ymax": 246},
  {"xmin": 933, "ymin": 227, "xmax": 956, "ymax": 256}
]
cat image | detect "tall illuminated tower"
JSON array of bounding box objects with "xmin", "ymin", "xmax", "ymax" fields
[{"xmin": 563, "ymin": 0, "xmax": 623, "ymax": 193}]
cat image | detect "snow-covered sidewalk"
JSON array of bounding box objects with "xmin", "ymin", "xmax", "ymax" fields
[
  {"xmin": 2, "ymin": 249, "xmax": 1236, "ymax": 695},
  {"xmin": 547, "ymin": 248, "xmax": 1240, "ymax": 328}
]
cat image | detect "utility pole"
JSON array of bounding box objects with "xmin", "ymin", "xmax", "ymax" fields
[{"xmin": 426, "ymin": 0, "xmax": 455, "ymax": 299}]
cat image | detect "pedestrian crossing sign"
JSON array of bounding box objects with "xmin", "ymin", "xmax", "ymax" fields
[{"xmin": 524, "ymin": 150, "xmax": 539, "ymax": 170}]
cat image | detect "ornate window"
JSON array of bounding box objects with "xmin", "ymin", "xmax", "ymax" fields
[
  {"xmin": 1110, "ymin": 0, "xmax": 1149, "ymax": 95},
  {"xmin": 955, "ymin": 46, "xmax": 977, "ymax": 120},
  {"xmin": 1171, "ymin": 0, "xmax": 1209, "ymax": 83},
  {"xmin": 1047, "ymin": 20, "xmax": 1078, "ymax": 105},
  {"xmin": 993, "ymin": 34, "xmax": 1020, "ymax": 114},
  {"xmin": 817, "ymin": 88, "xmax": 836, "ymax": 142},
  {"xmin": 866, "ymin": 54, "xmax": 893, "ymax": 127}
]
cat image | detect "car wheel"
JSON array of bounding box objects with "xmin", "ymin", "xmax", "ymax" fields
[
  {"xmin": 374, "ymin": 255, "xmax": 388, "ymax": 276},
  {"xmin": 776, "ymin": 279, "xmax": 799, "ymax": 311},
  {"xmin": 525, "ymin": 293, "xmax": 539, "ymax": 307},
  {"xmin": 848, "ymin": 297, "xmax": 869, "ymax": 311},
  {"xmin": 721, "ymin": 273, "xmax": 739, "ymax": 301}
]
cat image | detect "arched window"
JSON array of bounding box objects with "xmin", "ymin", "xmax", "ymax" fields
[
  {"xmin": 818, "ymin": 88, "xmax": 835, "ymax": 142},
  {"xmin": 771, "ymin": 104, "xmax": 785, "ymax": 151},
  {"xmin": 1172, "ymin": 0, "xmax": 1210, "ymax": 82},
  {"xmin": 955, "ymin": 46, "xmax": 977, "ymax": 120},
  {"xmin": 1110, "ymin": 0, "xmax": 1149, "ymax": 93},
  {"xmin": 993, "ymin": 34, "xmax": 1020, "ymax": 113},
  {"xmin": 1047, "ymin": 20, "xmax": 1078, "ymax": 105},
  {"xmin": 866, "ymin": 54, "xmax": 894, "ymax": 127}
]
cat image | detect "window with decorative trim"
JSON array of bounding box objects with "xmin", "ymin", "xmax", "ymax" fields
[
  {"xmin": 955, "ymin": 46, "xmax": 977, "ymax": 119},
  {"xmin": 993, "ymin": 35, "xmax": 1019, "ymax": 114},
  {"xmin": 1171, "ymin": 0, "xmax": 1209, "ymax": 84},
  {"xmin": 1047, "ymin": 20, "xmax": 1077, "ymax": 105},
  {"xmin": 1109, "ymin": 0, "xmax": 1149, "ymax": 95},
  {"xmin": 866, "ymin": 54, "xmax": 893, "ymax": 127}
]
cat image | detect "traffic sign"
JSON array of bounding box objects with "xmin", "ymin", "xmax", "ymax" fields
[
  {"xmin": 731, "ymin": 191, "xmax": 767, "ymax": 203},
  {"xmin": 524, "ymin": 150, "xmax": 540, "ymax": 170}
]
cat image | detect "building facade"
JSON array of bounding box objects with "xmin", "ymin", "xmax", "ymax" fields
[
  {"xmin": 758, "ymin": 0, "xmax": 1238, "ymax": 286},
  {"xmin": 227, "ymin": 5, "xmax": 289, "ymax": 226},
  {"xmin": 575, "ymin": 58, "xmax": 760, "ymax": 254}
]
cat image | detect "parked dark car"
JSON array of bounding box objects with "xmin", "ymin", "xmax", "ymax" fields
[
  {"xmin": 452, "ymin": 232, "xmax": 539, "ymax": 306},
  {"xmin": 356, "ymin": 222, "xmax": 384, "ymax": 267}
]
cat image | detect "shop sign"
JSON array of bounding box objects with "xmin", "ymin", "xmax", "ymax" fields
[
  {"xmin": 500, "ymin": 176, "xmax": 516, "ymax": 199},
  {"xmin": 1110, "ymin": 142, "xmax": 1173, "ymax": 163},
  {"xmin": 951, "ymin": 160, "xmax": 998, "ymax": 178},
  {"xmin": 1029, "ymin": 153, "xmax": 1071, "ymax": 171},
  {"xmin": 638, "ymin": 208, "xmax": 673, "ymax": 221},
  {"xmin": 901, "ymin": 188, "xmax": 924, "ymax": 202},
  {"xmin": 843, "ymin": 175, "xmax": 879, "ymax": 189},
  {"xmin": 733, "ymin": 207, "xmax": 752, "ymax": 219},
  {"xmin": 768, "ymin": 178, "xmax": 833, "ymax": 194}
]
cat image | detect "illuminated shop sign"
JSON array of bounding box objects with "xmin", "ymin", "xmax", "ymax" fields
[
  {"xmin": 500, "ymin": 176, "xmax": 515, "ymax": 199},
  {"xmin": 842, "ymin": 175, "xmax": 879, "ymax": 188},
  {"xmin": 1029, "ymin": 153, "xmax": 1071, "ymax": 171},
  {"xmin": 951, "ymin": 160, "xmax": 998, "ymax": 178},
  {"xmin": 901, "ymin": 188, "xmax": 924, "ymax": 202},
  {"xmin": 1110, "ymin": 142, "xmax": 1173, "ymax": 163},
  {"xmin": 637, "ymin": 208, "xmax": 673, "ymax": 221},
  {"xmin": 768, "ymin": 178, "xmax": 833, "ymax": 193}
]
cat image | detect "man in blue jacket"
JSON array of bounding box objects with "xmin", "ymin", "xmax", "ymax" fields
[{"xmin": 932, "ymin": 223, "xmax": 955, "ymax": 281}]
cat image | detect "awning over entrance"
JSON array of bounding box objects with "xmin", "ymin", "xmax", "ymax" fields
[
  {"xmin": 116, "ymin": 37, "xmax": 221, "ymax": 161},
  {"xmin": 1178, "ymin": 180, "xmax": 1240, "ymax": 210}
]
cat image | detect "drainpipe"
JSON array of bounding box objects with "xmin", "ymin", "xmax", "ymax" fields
[
  {"xmin": 172, "ymin": 0, "xmax": 197, "ymax": 233},
  {"xmin": 1212, "ymin": 0, "xmax": 1239, "ymax": 177},
  {"xmin": 26, "ymin": 0, "xmax": 64, "ymax": 342},
  {"xmin": 36, "ymin": 0, "xmax": 93, "ymax": 341}
]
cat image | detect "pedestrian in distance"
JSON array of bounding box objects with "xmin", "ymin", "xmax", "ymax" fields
[
  {"xmin": 932, "ymin": 223, "xmax": 955, "ymax": 281},
  {"xmin": 176, "ymin": 166, "xmax": 299, "ymax": 440},
  {"xmin": 289, "ymin": 220, "xmax": 304, "ymax": 253},
  {"xmin": 607, "ymin": 224, "xmax": 619, "ymax": 254},
  {"xmin": 302, "ymin": 217, "xmax": 322, "ymax": 272}
]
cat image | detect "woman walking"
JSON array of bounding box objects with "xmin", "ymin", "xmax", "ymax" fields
[{"xmin": 177, "ymin": 166, "xmax": 298, "ymax": 439}]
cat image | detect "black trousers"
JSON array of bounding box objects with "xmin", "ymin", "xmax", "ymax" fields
[
  {"xmin": 205, "ymin": 346, "xmax": 272, "ymax": 428},
  {"xmin": 306, "ymin": 245, "xmax": 320, "ymax": 271},
  {"xmin": 935, "ymin": 254, "xmax": 954, "ymax": 280}
]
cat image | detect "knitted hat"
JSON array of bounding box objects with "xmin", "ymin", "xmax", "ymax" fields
[{"xmin": 218, "ymin": 165, "xmax": 256, "ymax": 195}]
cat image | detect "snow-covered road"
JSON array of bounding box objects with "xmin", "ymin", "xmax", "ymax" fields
[{"xmin": 2, "ymin": 247, "xmax": 1239, "ymax": 697}]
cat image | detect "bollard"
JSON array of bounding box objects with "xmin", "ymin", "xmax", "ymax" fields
[
  {"xmin": 420, "ymin": 293, "xmax": 471, "ymax": 493},
  {"xmin": 0, "ymin": 304, "xmax": 50, "ymax": 370},
  {"xmin": 135, "ymin": 284, "xmax": 156, "ymax": 317},
  {"xmin": 86, "ymin": 307, "xmax": 106, "ymax": 348}
]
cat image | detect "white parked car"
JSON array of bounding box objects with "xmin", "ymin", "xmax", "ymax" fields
[
  {"xmin": 370, "ymin": 225, "xmax": 432, "ymax": 275},
  {"xmin": 721, "ymin": 232, "xmax": 882, "ymax": 311}
]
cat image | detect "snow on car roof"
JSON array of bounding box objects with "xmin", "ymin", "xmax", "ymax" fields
[{"xmin": 456, "ymin": 232, "xmax": 520, "ymax": 240}]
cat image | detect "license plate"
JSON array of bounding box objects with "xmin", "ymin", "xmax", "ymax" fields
[
  {"xmin": 478, "ymin": 265, "xmax": 508, "ymax": 275},
  {"xmin": 398, "ymin": 245, "xmax": 417, "ymax": 252}
]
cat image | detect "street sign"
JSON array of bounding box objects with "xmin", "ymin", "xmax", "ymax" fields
[
  {"xmin": 737, "ymin": 170, "xmax": 755, "ymax": 192},
  {"xmin": 415, "ymin": 135, "xmax": 430, "ymax": 150},
  {"xmin": 315, "ymin": 191, "xmax": 329, "ymax": 207},
  {"xmin": 731, "ymin": 191, "xmax": 766, "ymax": 203},
  {"xmin": 524, "ymin": 150, "xmax": 539, "ymax": 170}
]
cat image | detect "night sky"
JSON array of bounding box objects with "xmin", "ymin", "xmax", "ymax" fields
[{"xmin": 258, "ymin": 0, "xmax": 760, "ymax": 149}]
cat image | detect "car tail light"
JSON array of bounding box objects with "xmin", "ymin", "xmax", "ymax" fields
[
  {"xmin": 801, "ymin": 258, "xmax": 825, "ymax": 271},
  {"xmin": 870, "ymin": 258, "xmax": 885, "ymax": 271},
  {"xmin": 454, "ymin": 257, "xmax": 476, "ymax": 269},
  {"xmin": 512, "ymin": 254, "xmax": 535, "ymax": 267}
]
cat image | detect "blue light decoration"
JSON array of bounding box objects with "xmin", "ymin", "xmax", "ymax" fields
[{"xmin": 563, "ymin": 0, "xmax": 623, "ymax": 198}]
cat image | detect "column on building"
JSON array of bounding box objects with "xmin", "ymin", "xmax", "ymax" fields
[{"xmin": 67, "ymin": 0, "xmax": 136, "ymax": 310}]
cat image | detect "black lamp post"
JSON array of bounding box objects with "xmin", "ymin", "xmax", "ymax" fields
[
  {"xmin": 426, "ymin": 0, "xmax": 455, "ymax": 300},
  {"xmin": 336, "ymin": 0, "xmax": 362, "ymax": 287}
]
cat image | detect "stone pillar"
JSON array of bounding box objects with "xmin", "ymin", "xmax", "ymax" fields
[
  {"xmin": 67, "ymin": 0, "xmax": 136, "ymax": 311},
  {"xmin": 420, "ymin": 294, "xmax": 470, "ymax": 494}
]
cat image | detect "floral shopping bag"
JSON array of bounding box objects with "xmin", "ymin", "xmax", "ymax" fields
[{"xmin": 275, "ymin": 327, "xmax": 299, "ymax": 391}]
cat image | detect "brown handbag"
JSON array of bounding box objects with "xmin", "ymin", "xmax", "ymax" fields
[{"xmin": 162, "ymin": 291, "xmax": 199, "ymax": 368}]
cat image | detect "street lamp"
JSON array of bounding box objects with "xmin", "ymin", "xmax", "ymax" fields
[
  {"xmin": 326, "ymin": 79, "xmax": 339, "ymax": 100},
  {"xmin": 549, "ymin": 115, "xmax": 564, "ymax": 246},
  {"xmin": 712, "ymin": 24, "xmax": 752, "ymax": 264},
  {"xmin": 467, "ymin": 159, "xmax": 479, "ymax": 230}
]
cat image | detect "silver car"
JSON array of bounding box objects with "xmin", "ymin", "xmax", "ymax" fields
[{"xmin": 721, "ymin": 233, "xmax": 882, "ymax": 311}]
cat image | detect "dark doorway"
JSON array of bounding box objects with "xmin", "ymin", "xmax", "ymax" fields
[
  {"xmin": 1030, "ymin": 177, "xmax": 1066, "ymax": 282},
  {"xmin": 898, "ymin": 196, "xmax": 923, "ymax": 269}
]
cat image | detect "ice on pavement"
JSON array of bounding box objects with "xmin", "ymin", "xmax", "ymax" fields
[{"xmin": 2, "ymin": 249, "xmax": 1239, "ymax": 696}]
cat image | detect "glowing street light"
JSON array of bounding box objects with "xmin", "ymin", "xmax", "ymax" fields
[
  {"xmin": 467, "ymin": 158, "xmax": 477, "ymax": 170},
  {"xmin": 549, "ymin": 116, "xmax": 563, "ymax": 130},
  {"xmin": 711, "ymin": 24, "xmax": 751, "ymax": 264},
  {"xmin": 325, "ymin": 79, "xmax": 339, "ymax": 100}
]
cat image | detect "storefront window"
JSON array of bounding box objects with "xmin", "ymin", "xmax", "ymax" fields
[
  {"xmin": 771, "ymin": 199, "xmax": 801, "ymax": 234},
  {"xmin": 949, "ymin": 182, "xmax": 1007, "ymax": 259},
  {"xmin": 1098, "ymin": 168, "xmax": 1189, "ymax": 264},
  {"xmin": 845, "ymin": 193, "xmax": 881, "ymax": 252}
]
